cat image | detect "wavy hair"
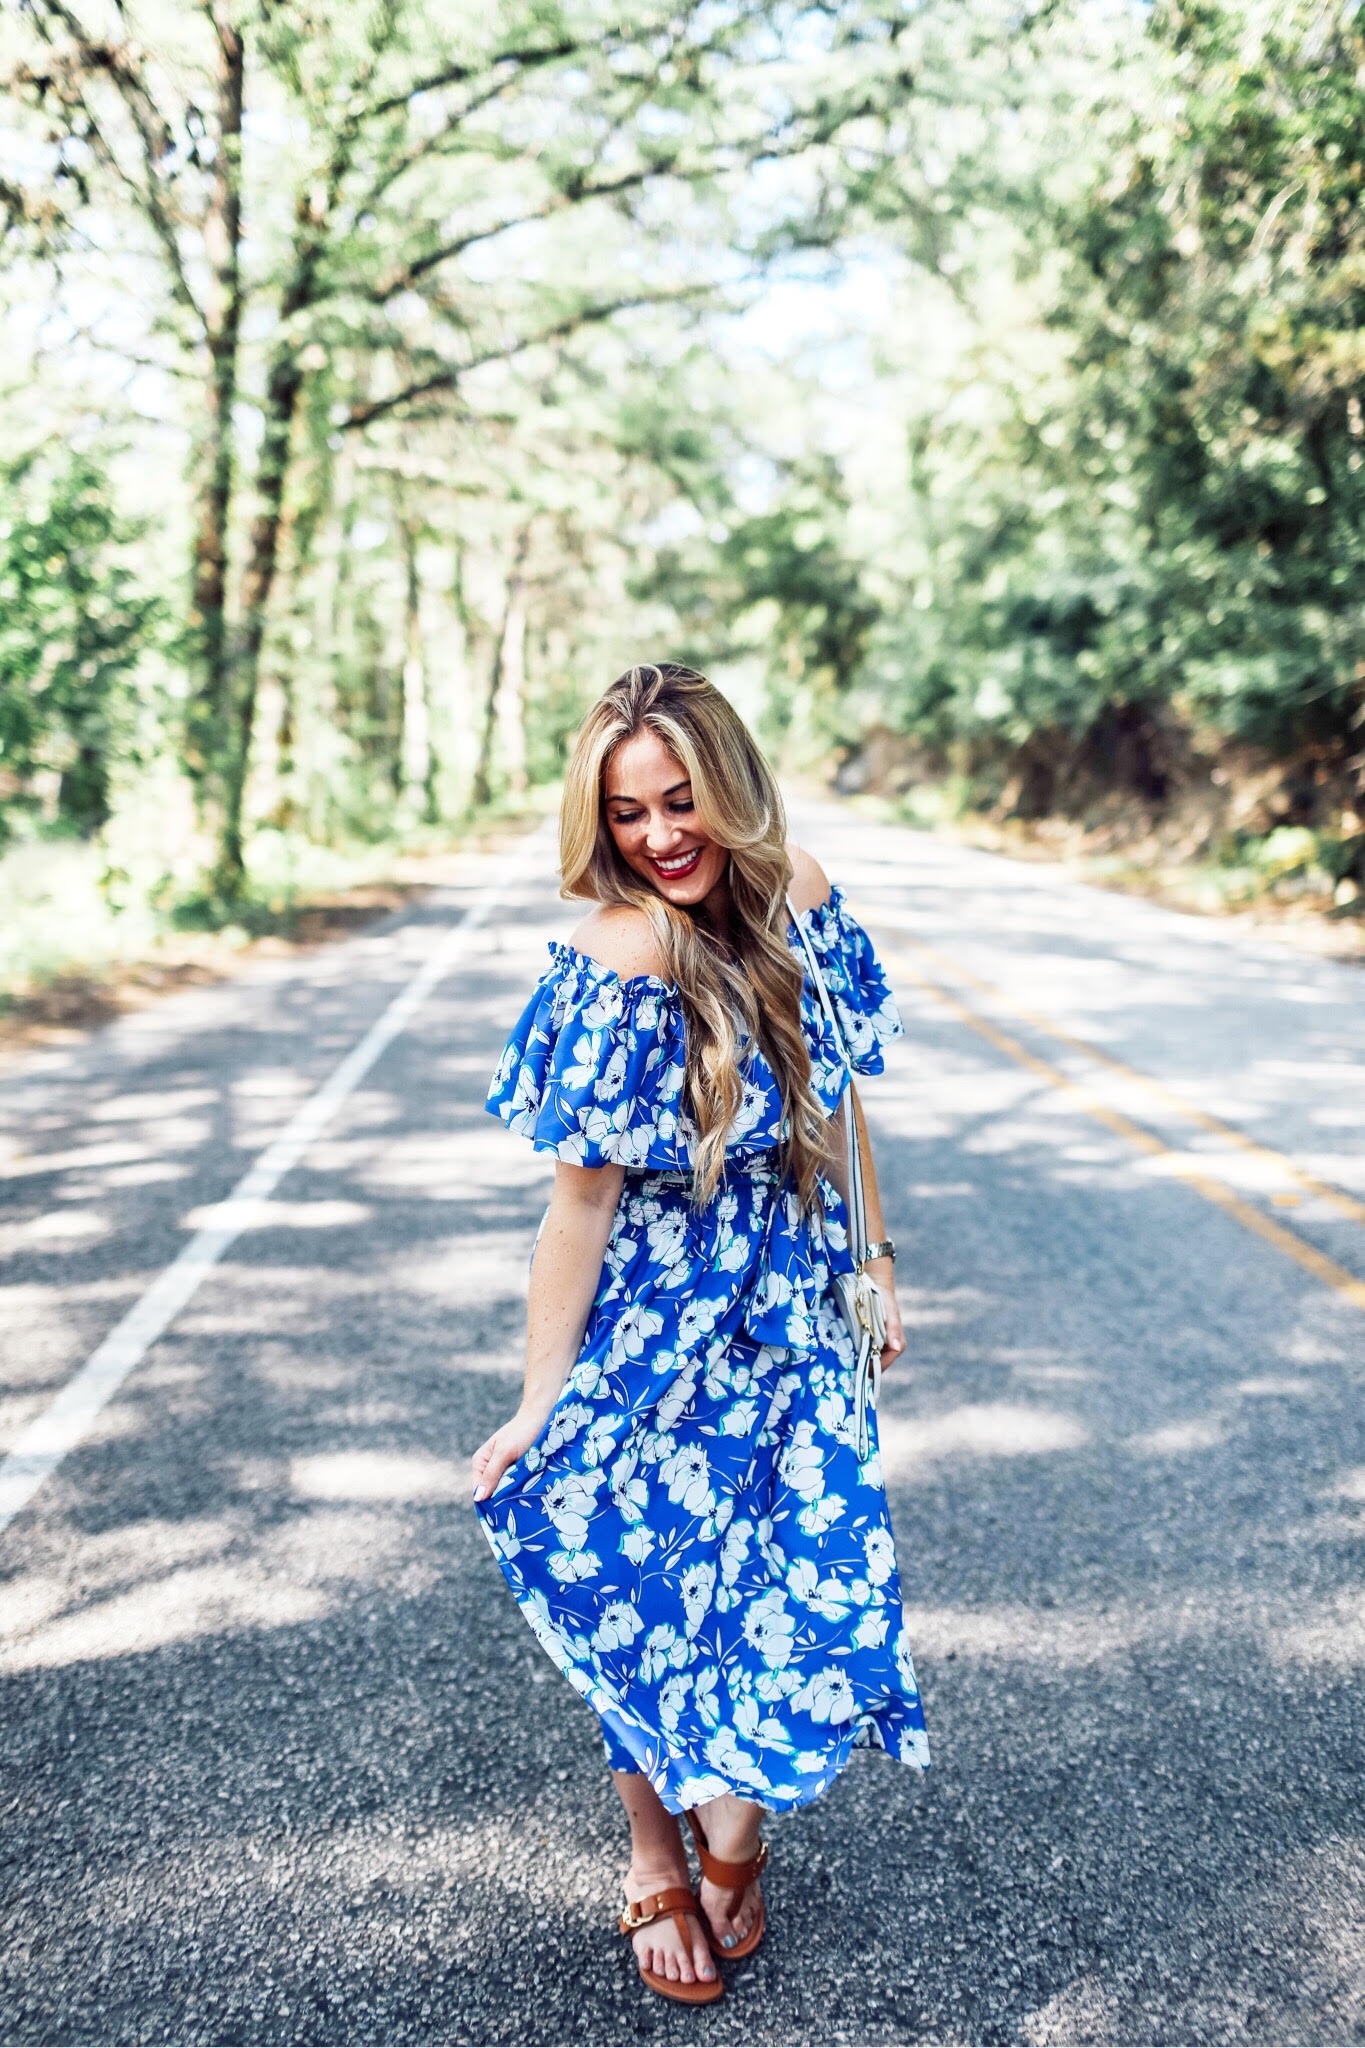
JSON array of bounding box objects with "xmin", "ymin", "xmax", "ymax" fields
[{"xmin": 560, "ymin": 662, "xmax": 830, "ymax": 1210}]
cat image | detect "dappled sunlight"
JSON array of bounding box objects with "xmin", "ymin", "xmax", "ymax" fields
[
  {"xmin": 290, "ymin": 1450, "xmax": 469, "ymax": 1503},
  {"xmin": 1125, "ymin": 1416, "xmax": 1228, "ymax": 1456},
  {"xmin": 180, "ymin": 1197, "xmax": 373, "ymax": 1232},
  {"xmin": 878, "ymin": 1402, "xmax": 1088, "ymax": 1478},
  {"xmin": 0, "ymin": 1499, "xmax": 435, "ymax": 1674},
  {"xmin": 356, "ymin": 1127, "xmax": 546, "ymax": 1200},
  {"xmin": 1269, "ymin": 1591, "xmax": 1365, "ymax": 1670},
  {"xmin": 0, "ymin": 1556, "xmax": 328, "ymax": 1673},
  {"xmin": 1, "ymin": 1206, "xmax": 111, "ymax": 1251},
  {"xmin": 900, "ymin": 1600, "xmax": 1142, "ymax": 1666},
  {"xmin": 900, "ymin": 1284, "xmax": 990, "ymax": 1330},
  {"xmin": 100, "ymin": 1159, "xmax": 194, "ymax": 1189},
  {"xmin": 89, "ymin": 1086, "xmax": 219, "ymax": 1125},
  {"xmin": 1023, "ymin": 1973, "xmax": 1124, "ymax": 2045},
  {"xmin": 388, "ymin": 1233, "xmax": 535, "ymax": 1307}
]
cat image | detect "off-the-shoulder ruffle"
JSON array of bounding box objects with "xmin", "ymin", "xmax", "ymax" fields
[
  {"xmin": 486, "ymin": 941, "xmax": 693, "ymax": 1171},
  {"xmin": 485, "ymin": 883, "xmax": 903, "ymax": 1168},
  {"xmin": 794, "ymin": 882, "xmax": 904, "ymax": 1089}
]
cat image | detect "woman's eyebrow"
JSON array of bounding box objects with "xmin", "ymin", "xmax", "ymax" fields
[{"xmin": 606, "ymin": 778, "xmax": 692, "ymax": 805}]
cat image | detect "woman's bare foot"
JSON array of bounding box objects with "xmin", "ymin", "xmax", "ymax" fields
[
  {"xmin": 622, "ymin": 1856, "xmax": 717, "ymax": 1989},
  {"xmin": 610, "ymin": 1770, "xmax": 716, "ymax": 1991},
  {"xmin": 692, "ymin": 1793, "xmax": 765, "ymax": 1951}
]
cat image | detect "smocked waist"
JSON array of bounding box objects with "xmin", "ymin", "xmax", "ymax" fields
[{"xmin": 625, "ymin": 1144, "xmax": 786, "ymax": 1190}]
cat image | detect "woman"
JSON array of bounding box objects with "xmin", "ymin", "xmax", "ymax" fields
[{"xmin": 471, "ymin": 663, "xmax": 929, "ymax": 2005}]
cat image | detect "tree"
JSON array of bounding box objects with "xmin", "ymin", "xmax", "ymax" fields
[
  {"xmin": 0, "ymin": 448, "xmax": 161, "ymax": 842},
  {"xmin": 7, "ymin": 0, "xmax": 912, "ymax": 894}
]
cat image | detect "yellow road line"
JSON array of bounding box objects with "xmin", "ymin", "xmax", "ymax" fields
[
  {"xmin": 882, "ymin": 928, "xmax": 1365, "ymax": 1230},
  {"xmin": 879, "ymin": 945, "xmax": 1365, "ymax": 1315}
]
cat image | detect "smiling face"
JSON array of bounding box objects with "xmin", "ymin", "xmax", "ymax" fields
[{"xmin": 603, "ymin": 727, "xmax": 729, "ymax": 908}]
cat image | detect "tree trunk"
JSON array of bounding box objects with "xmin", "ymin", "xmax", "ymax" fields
[
  {"xmin": 472, "ymin": 525, "xmax": 531, "ymax": 808},
  {"xmin": 398, "ymin": 496, "xmax": 433, "ymax": 817},
  {"xmin": 187, "ymin": 15, "xmax": 244, "ymax": 815},
  {"xmin": 214, "ymin": 344, "xmax": 304, "ymax": 895},
  {"xmin": 213, "ymin": 181, "xmax": 329, "ymax": 895}
]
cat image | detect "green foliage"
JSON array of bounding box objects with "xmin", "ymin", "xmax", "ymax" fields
[
  {"xmin": 863, "ymin": 0, "xmax": 1365, "ymax": 815},
  {"xmin": 0, "ymin": 451, "xmax": 162, "ymax": 842}
]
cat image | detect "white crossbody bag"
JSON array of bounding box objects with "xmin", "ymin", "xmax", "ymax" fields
[{"xmin": 787, "ymin": 895, "xmax": 888, "ymax": 1460}]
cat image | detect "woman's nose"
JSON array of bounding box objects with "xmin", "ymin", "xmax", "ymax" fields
[{"xmin": 644, "ymin": 813, "xmax": 680, "ymax": 852}]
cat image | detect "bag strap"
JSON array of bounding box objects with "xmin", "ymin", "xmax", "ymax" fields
[{"xmin": 787, "ymin": 893, "xmax": 869, "ymax": 1265}]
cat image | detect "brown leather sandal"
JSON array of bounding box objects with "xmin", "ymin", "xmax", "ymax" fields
[
  {"xmin": 618, "ymin": 1886, "xmax": 723, "ymax": 2004},
  {"xmin": 686, "ymin": 1809, "xmax": 769, "ymax": 1961}
]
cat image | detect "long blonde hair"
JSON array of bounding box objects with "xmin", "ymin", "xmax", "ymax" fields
[{"xmin": 560, "ymin": 662, "xmax": 830, "ymax": 1209}]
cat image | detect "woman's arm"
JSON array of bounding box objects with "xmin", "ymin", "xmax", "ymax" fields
[
  {"xmin": 825, "ymin": 1084, "xmax": 906, "ymax": 1373},
  {"xmin": 471, "ymin": 1157, "xmax": 625, "ymax": 1501}
]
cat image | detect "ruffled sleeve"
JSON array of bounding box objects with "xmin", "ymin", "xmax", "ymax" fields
[
  {"xmin": 485, "ymin": 942, "xmax": 693, "ymax": 1171},
  {"xmin": 792, "ymin": 883, "xmax": 904, "ymax": 1090}
]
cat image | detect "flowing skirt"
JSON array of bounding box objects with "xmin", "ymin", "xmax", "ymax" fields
[{"xmin": 475, "ymin": 1164, "xmax": 930, "ymax": 1814}]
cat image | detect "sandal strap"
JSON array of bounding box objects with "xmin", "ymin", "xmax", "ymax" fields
[
  {"xmin": 618, "ymin": 1886, "xmax": 702, "ymax": 1937},
  {"xmin": 694, "ymin": 1836, "xmax": 770, "ymax": 1889},
  {"xmin": 685, "ymin": 1811, "xmax": 770, "ymax": 1891}
]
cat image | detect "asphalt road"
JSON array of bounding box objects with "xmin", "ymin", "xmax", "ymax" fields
[{"xmin": 1, "ymin": 800, "xmax": 1361, "ymax": 2047}]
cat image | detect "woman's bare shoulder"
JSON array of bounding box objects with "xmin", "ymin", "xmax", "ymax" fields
[
  {"xmin": 569, "ymin": 903, "xmax": 669, "ymax": 981},
  {"xmin": 785, "ymin": 842, "xmax": 833, "ymax": 916}
]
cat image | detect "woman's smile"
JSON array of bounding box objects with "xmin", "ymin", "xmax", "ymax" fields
[{"xmin": 650, "ymin": 845, "xmax": 703, "ymax": 879}]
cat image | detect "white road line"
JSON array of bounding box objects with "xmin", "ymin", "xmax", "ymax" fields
[{"xmin": 0, "ymin": 827, "xmax": 552, "ymax": 1539}]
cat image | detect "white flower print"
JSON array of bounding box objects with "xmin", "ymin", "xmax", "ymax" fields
[
  {"xmin": 645, "ymin": 1209, "xmax": 688, "ymax": 1268},
  {"xmin": 852, "ymin": 1609, "xmax": 889, "ymax": 1650},
  {"xmin": 677, "ymin": 1293, "xmax": 721, "ymax": 1351},
  {"xmin": 815, "ymin": 1388, "xmax": 849, "ymax": 1437},
  {"xmin": 593, "ymin": 1600, "xmax": 644, "ymax": 1652},
  {"xmin": 562, "ymin": 1030, "xmax": 605, "ymax": 1090},
  {"xmin": 658, "ymin": 1673, "xmax": 691, "ymax": 1733},
  {"xmin": 786, "ymin": 1557, "xmax": 852, "ymax": 1621},
  {"xmin": 580, "ymin": 986, "xmax": 623, "ymax": 1030},
  {"xmin": 640, "ymin": 1623, "xmax": 689, "ymax": 1684},
  {"xmin": 863, "ymin": 1527, "xmax": 896, "ymax": 1586},
  {"xmin": 548, "ymin": 1546, "xmax": 602, "ymax": 1584},
  {"xmin": 693, "ymin": 1667, "xmax": 721, "ymax": 1728},
  {"xmin": 778, "ymin": 1419, "xmax": 826, "ymax": 1503},
  {"xmin": 720, "ymin": 1398, "xmax": 760, "ymax": 1437},
  {"xmin": 620, "ymin": 1523, "xmax": 655, "ymax": 1564},
  {"xmin": 705, "ymin": 1725, "xmax": 758, "ymax": 1776},
  {"xmin": 754, "ymin": 1667, "xmax": 802, "ymax": 1703},
  {"xmin": 797, "ymin": 1491, "xmax": 846, "ymax": 1537},
  {"xmin": 609, "ymin": 1450, "xmax": 649, "ymax": 1521},
  {"xmin": 608, "ymin": 1303, "xmax": 664, "ymax": 1368},
  {"xmin": 660, "ymin": 1442, "xmax": 714, "ymax": 1518},
  {"xmin": 742, "ymin": 1589, "xmax": 796, "ymax": 1671},
  {"xmin": 679, "ymin": 1560, "xmax": 716, "ymax": 1636},
  {"xmin": 792, "ymin": 1666, "xmax": 856, "ymax": 1725},
  {"xmin": 581, "ymin": 1416, "xmax": 618, "ymax": 1468},
  {"xmin": 594, "ymin": 1039, "xmax": 629, "ymax": 1102},
  {"xmin": 653, "ymin": 1365, "xmax": 700, "ymax": 1434},
  {"xmin": 542, "ymin": 1468, "xmax": 603, "ymax": 1552},
  {"xmin": 543, "ymin": 1402, "xmax": 592, "ymax": 1456}
]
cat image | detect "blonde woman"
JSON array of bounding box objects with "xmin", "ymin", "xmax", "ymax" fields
[{"xmin": 471, "ymin": 664, "xmax": 929, "ymax": 2005}]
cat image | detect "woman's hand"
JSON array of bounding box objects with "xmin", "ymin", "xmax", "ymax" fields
[
  {"xmin": 471, "ymin": 1398, "xmax": 557, "ymax": 1504},
  {"xmin": 866, "ymin": 1254, "xmax": 905, "ymax": 1371}
]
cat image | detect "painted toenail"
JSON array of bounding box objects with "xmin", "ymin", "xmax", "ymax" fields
[{"xmin": 722, "ymin": 1934, "xmax": 736, "ymax": 1949}]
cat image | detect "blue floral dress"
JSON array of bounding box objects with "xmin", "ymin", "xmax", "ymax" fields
[{"xmin": 476, "ymin": 885, "xmax": 930, "ymax": 1815}]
